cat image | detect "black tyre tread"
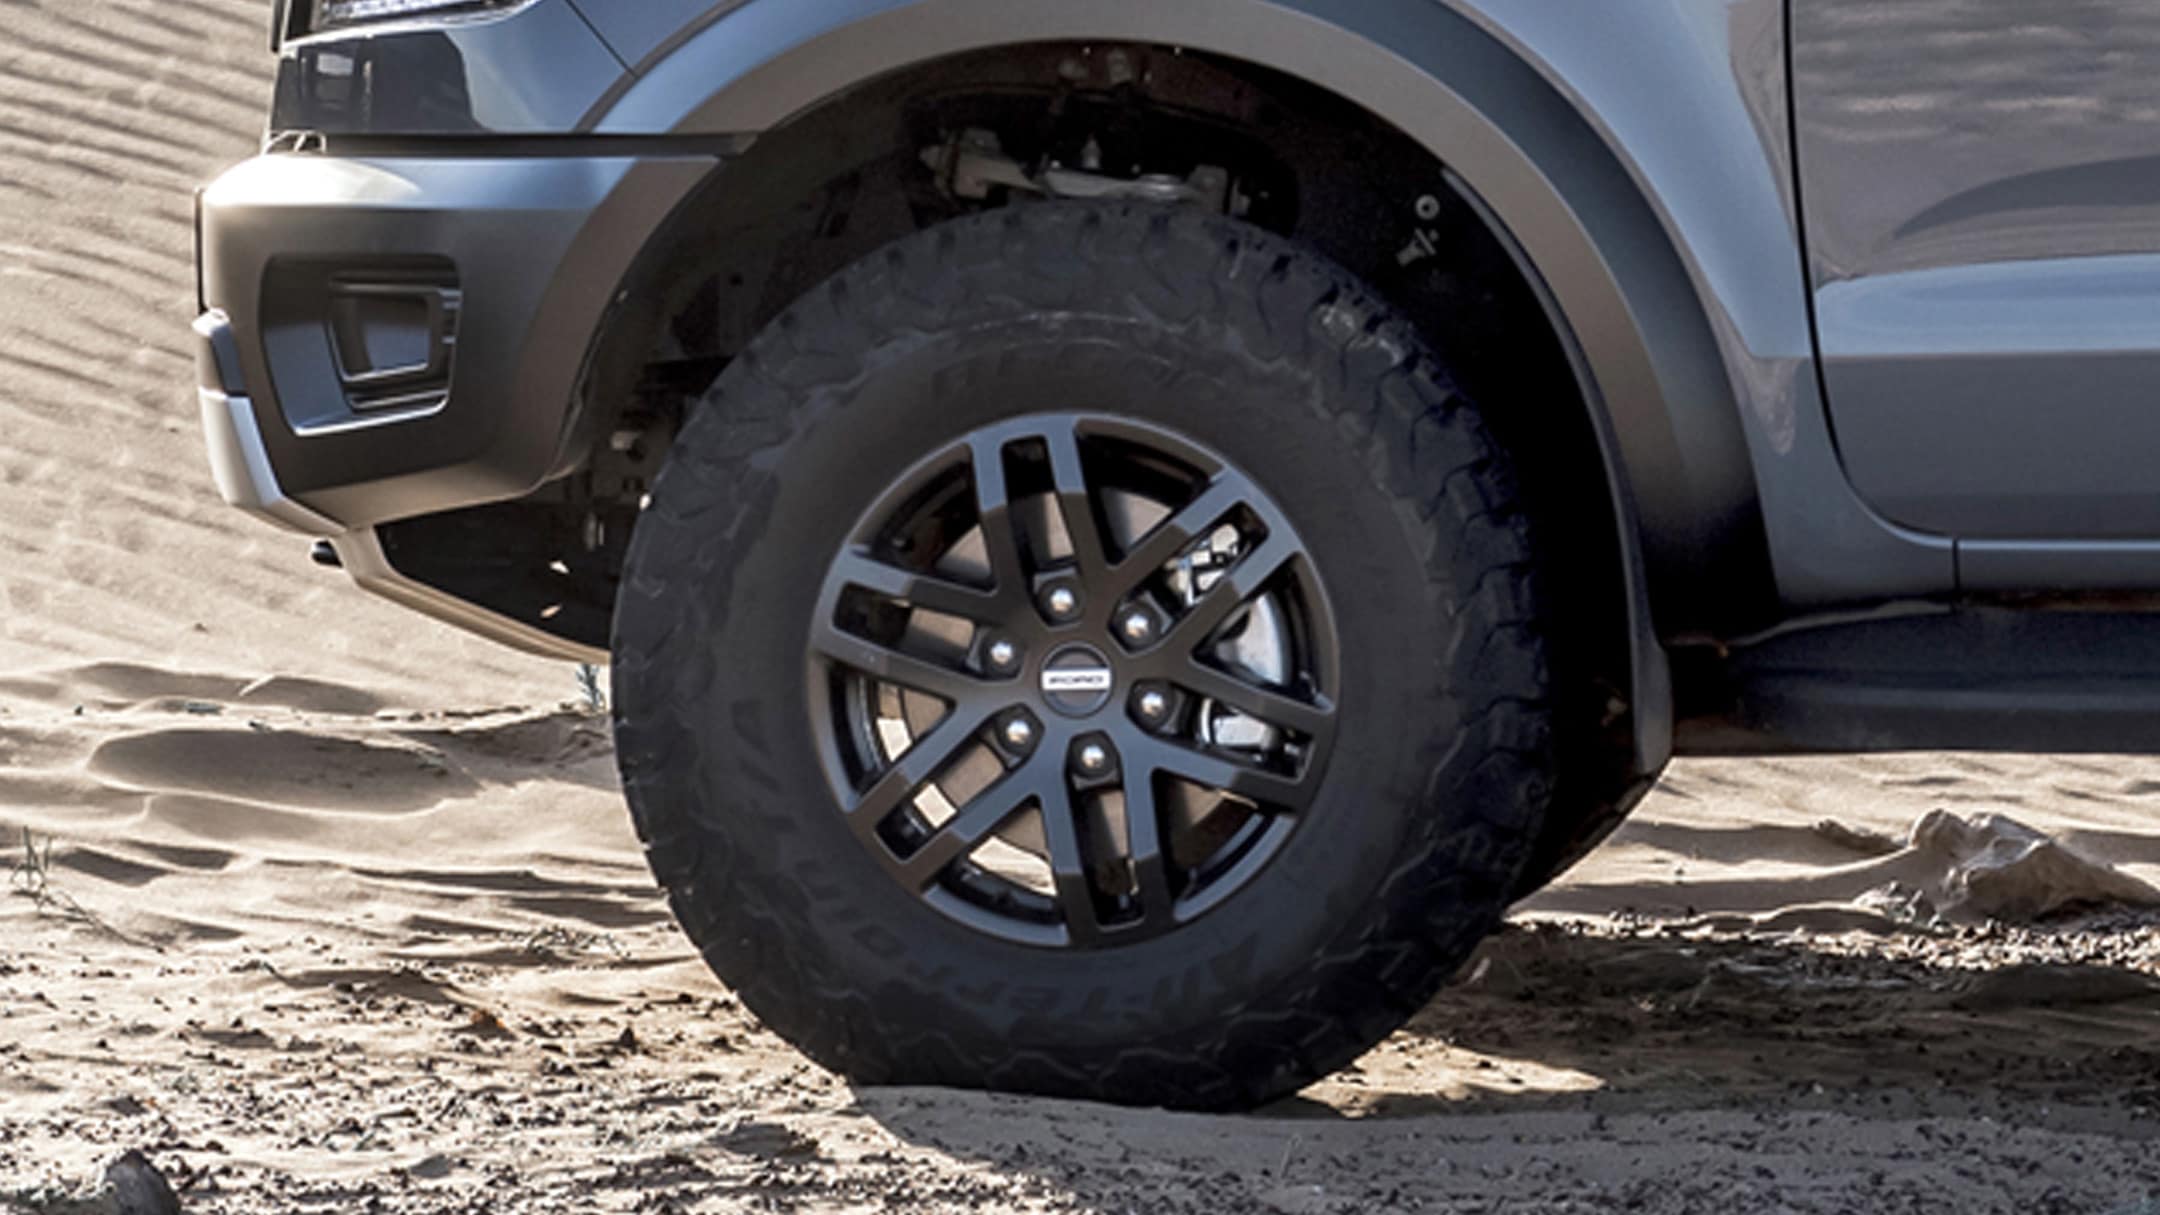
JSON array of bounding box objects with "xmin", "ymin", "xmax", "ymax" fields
[{"xmin": 612, "ymin": 202, "xmax": 1554, "ymax": 1110}]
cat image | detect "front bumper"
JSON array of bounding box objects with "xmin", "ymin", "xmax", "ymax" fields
[
  {"xmin": 193, "ymin": 148, "xmax": 711, "ymax": 662},
  {"xmin": 194, "ymin": 310, "xmax": 343, "ymax": 536},
  {"xmin": 195, "ymin": 302, "xmax": 606, "ymax": 663},
  {"xmin": 195, "ymin": 150, "xmax": 710, "ymax": 533}
]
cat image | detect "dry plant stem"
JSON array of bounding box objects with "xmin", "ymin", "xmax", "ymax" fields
[{"xmin": 9, "ymin": 828, "xmax": 149, "ymax": 950}]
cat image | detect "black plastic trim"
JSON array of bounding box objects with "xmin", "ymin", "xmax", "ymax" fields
[{"xmin": 1678, "ymin": 607, "xmax": 2160, "ymax": 754}]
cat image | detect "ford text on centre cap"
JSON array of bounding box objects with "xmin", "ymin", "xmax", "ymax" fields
[{"xmin": 1040, "ymin": 645, "xmax": 1115, "ymax": 716}]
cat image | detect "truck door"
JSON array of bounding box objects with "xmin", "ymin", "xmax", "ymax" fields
[{"xmin": 1793, "ymin": 1, "xmax": 2160, "ymax": 543}]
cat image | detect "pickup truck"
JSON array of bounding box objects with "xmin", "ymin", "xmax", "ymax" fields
[{"xmin": 193, "ymin": 0, "xmax": 2160, "ymax": 1109}]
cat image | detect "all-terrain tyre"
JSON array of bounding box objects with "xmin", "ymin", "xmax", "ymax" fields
[{"xmin": 612, "ymin": 201, "xmax": 1555, "ymax": 1110}]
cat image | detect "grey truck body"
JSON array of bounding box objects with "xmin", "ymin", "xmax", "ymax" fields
[{"xmin": 196, "ymin": 0, "xmax": 2160, "ymax": 785}]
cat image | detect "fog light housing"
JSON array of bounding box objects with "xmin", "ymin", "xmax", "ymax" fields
[
  {"xmin": 260, "ymin": 260, "xmax": 461, "ymax": 432},
  {"xmin": 326, "ymin": 278, "xmax": 461, "ymax": 412}
]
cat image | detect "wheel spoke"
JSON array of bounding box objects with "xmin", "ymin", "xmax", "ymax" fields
[
  {"xmin": 1109, "ymin": 478, "xmax": 1244, "ymax": 596},
  {"xmin": 1132, "ymin": 737, "xmax": 1319, "ymax": 813},
  {"xmin": 969, "ymin": 434, "xmax": 1030, "ymax": 598},
  {"xmin": 894, "ymin": 760, "xmax": 1038, "ymax": 890},
  {"xmin": 1159, "ymin": 529, "xmax": 1299, "ymax": 653},
  {"xmin": 1039, "ymin": 782, "xmax": 1106, "ymax": 947},
  {"xmin": 1042, "ymin": 424, "xmax": 1110, "ymax": 580},
  {"xmin": 811, "ymin": 618, "xmax": 981, "ymax": 703},
  {"xmin": 827, "ymin": 548, "xmax": 1002, "ymax": 622},
  {"xmin": 1178, "ymin": 658, "xmax": 1335, "ymax": 740},
  {"xmin": 1120, "ymin": 773, "xmax": 1177, "ymax": 929},
  {"xmin": 843, "ymin": 700, "xmax": 1000, "ymax": 826}
]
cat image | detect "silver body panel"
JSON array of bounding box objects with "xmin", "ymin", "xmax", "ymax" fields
[{"xmin": 1796, "ymin": 1, "xmax": 2160, "ymax": 550}]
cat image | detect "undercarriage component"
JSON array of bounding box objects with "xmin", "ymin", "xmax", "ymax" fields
[{"xmin": 923, "ymin": 128, "xmax": 1238, "ymax": 213}]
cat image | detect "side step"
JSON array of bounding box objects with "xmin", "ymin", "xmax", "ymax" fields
[{"xmin": 1675, "ymin": 607, "xmax": 2160, "ymax": 755}]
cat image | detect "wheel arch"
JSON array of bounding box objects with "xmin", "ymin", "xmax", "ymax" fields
[{"xmin": 575, "ymin": 0, "xmax": 1800, "ymax": 783}]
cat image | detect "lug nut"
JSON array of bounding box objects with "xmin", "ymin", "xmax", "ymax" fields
[
  {"xmin": 1134, "ymin": 686, "xmax": 1172, "ymax": 726},
  {"xmin": 1041, "ymin": 584, "xmax": 1082, "ymax": 622},
  {"xmin": 1075, "ymin": 741, "xmax": 1111, "ymax": 775},
  {"xmin": 1119, "ymin": 609, "xmax": 1156, "ymax": 646},
  {"xmin": 1002, "ymin": 715, "xmax": 1037, "ymax": 751},
  {"xmin": 985, "ymin": 638, "xmax": 1020, "ymax": 673}
]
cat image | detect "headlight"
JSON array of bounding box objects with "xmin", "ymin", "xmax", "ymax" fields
[{"xmin": 299, "ymin": 0, "xmax": 516, "ymax": 36}]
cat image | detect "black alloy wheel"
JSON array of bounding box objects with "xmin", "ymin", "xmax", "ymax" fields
[{"xmin": 809, "ymin": 412, "xmax": 1339, "ymax": 949}]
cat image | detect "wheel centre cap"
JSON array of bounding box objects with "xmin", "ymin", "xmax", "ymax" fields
[{"xmin": 1039, "ymin": 644, "xmax": 1116, "ymax": 717}]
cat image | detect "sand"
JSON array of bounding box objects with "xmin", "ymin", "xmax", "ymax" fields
[{"xmin": 2, "ymin": 1, "xmax": 2158, "ymax": 1211}]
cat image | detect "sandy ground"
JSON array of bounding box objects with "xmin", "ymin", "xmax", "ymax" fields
[{"xmin": 3, "ymin": 1, "xmax": 2160, "ymax": 1211}]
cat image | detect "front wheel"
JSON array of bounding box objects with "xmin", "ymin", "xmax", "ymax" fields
[{"xmin": 612, "ymin": 202, "xmax": 1554, "ymax": 1110}]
